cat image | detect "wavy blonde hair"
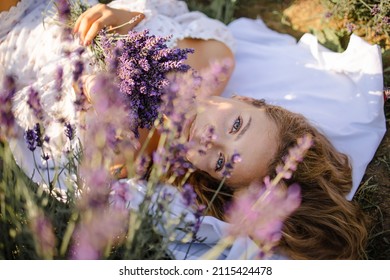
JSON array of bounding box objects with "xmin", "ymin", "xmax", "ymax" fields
[{"xmin": 185, "ymin": 97, "xmax": 369, "ymax": 260}]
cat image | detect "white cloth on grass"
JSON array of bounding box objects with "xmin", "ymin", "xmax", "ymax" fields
[{"xmin": 222, "ymin": 18, "xmax": 386, "ymax": 200}]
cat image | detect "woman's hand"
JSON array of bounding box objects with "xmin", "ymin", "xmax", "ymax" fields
[{"xmin": 73, "ymin": 3, "xmax": 145, "ymax": 46}]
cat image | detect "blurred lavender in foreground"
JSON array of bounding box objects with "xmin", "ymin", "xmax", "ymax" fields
[
  {"xmin": 202, "ymin": 134, "xmax": 313, "ymax": 259},
  {"xmin": 0, "ymin": 75, "xmax": 17, "ymax": 137},
  {"xmin": 29, "ymin": 212, "xmax": 56, "ymax": 259}
]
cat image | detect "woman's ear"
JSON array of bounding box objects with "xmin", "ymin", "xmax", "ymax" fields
[{"xmin": 231, "ymin": 94, "xmax": 266, "ymax": 108}]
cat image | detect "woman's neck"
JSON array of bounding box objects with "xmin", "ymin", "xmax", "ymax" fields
[{"xmin": 0, "ymin": 0, "xmax": 20, "ymax": 13}]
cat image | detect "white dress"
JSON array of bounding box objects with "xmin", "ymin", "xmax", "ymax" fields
[
  {"xmin": 0, "ymin": 0, "xmax": 235, "ymax": 189},
  {"xmin": 1, "ymin": 0, "xmax": 386, "ymax": 260},
  {"xmin": 0, "ymin": 0, "xmax": 98, "ymax": 189}
]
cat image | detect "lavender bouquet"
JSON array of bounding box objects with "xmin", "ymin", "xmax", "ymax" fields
[
  {"xmin": 98, "ymin": 29, "xmax": 194, "ymax": 135},
  {"xmin": 61, "ymin": 0, "xmax": 194, "ymax": 126},
  {"xmin": 62, "ymin": 0, "xmax": 194, "ymax": 135}
]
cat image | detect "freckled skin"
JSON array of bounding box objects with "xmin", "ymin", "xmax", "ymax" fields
[{"xmin": 186, "ymin": 96, "xmax": 279, "ymax": 188}]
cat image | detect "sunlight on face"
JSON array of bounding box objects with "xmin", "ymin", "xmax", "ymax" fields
[{"xmin": 184, "ymin": 96, "xmax": 279, "ymax": 188}]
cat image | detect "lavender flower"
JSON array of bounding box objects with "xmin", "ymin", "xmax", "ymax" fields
[
  {"xmin": 324, "ymin": 11, "xmax": 333, "ymax": 19},
  {"xmin": 78, "ymin": 168, "xmax": 112, "ymax": 214},
  {"xmin": 81, "ymin": 73, "xmax": 137, "ymax": 163},
  {"xmin": 226, "ymin": 182, "xmax": 301, "ymax": 251},
  {"xmin": 24, "ymin": 123, "xmax": 45, "ymax": 152},
  {"xmin": 222, "ymin": 152, "xmax": 241, "ymax": 178},
  {"xmin": 193, "ymin": 204, "xmax": 206, "ymax": 233},
  {"xmin": 346, "ymin": 22, "xmax": 356, "ymax": 33},
  {"xmin": 29, "ymin": 213, "xmax": 56, "ymax": 259},
  {"xmin": 41, "ymin": 153, "xmax": 50, "ymax": 161},
  {"xmin": 135, "ymin": 154, "xmax": 151, "ymax": 177},
  {"xmin": 100, "ymin": 29, "xmax": 194, "ymax": 135},
  {"xmin": 57, "ymin": 0, "xmax": 71, "ymax": 22},
  {"xmin": 72, "ymin": 60, "xmax": 84, "ymax": 83},
  {"xmin": 168, "ymin": 142, "xmax": 193, "ymax": 176},
  {"xmin": 110, "ymin": 181, "xmax": 133, "ymax": 209},
  {"xmin": 206, "ymin": 134, "xmax": 312, "ymax": 259},
  {"xmin": 34, "ymin": 123, "xmax": 43, "ymax": 147},
  {"xmin": 24, "ymin": 128, "xmax": 37, "ymax": 151},
  {"xmin": 55, "ymin": 66, "xmax": 64, "ymax": 96},
  {"xmin": 371, "ymin": 4, "xmax": 380, "ymax": 16},
  {"xmin": 71, "ymin": 209, "xmax": 127, "ymax": 260},
  {"xmin": 152, "ymin": 148, "xmax": 165, "ymax": 166},
  {"xmin": 181, "ymin": 184, "xmax": 197, "ymax": 207},
  {"xmin": 159, "ymin": 71, "xmax": 198, "ymax": 137},
  {"xmin": 64, "ymin": 122, "xmax": 75, "ymax": 141},
  {"xmin": 194, "ymin": 59, "xmax": 233, "ymax": 98},
  {"xmin": 0, "ymin": 75, "xmax": 17, "ymax": 137},
  {"xmin": 197, "ymin": 125, "xmax": 217, "ymax": 155},
  {"xmin": 274, "ymin": 134, "xmax": 313, "ymax": 182},
  {"xmin": 27, "ymin": 87, "xmax": 44, "ymax": 121}
]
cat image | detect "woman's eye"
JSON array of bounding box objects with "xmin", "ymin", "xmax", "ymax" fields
[
  {"xmin": 215, "ymin": 153, "xmax": 225, "ymax": 172},
  {"xmin": 230, "ymin": 116, "xmax": 242, "ymax": 134}
]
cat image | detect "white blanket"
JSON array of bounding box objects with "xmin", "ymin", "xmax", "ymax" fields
[{"xmin": 222, "ymin": 18, "xmax": 386, "ymax": 200}]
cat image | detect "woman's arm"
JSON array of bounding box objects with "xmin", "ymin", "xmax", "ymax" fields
[
  {"xmin": 73, "ymin": 3, "xmax": 145, "ymax": 46},
  {"xmin": 176, "ymin": 38, "xmax": 235, "ymax": 96},
  {"xmin": 75, "ymin": 3, "xmax": 235, "ymax": 96}
]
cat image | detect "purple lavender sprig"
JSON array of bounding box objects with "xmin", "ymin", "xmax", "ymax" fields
[
  {"xmin": 24, "ymin": 123, "xmax": 46, "ymax": 152},
  {"xmin": 226, "ymin": 181, "xmax": 301, "ymax": 259},
  {"xmin": 57, "ymin": 0, "xmax": 71, "ymax": 22},
  {"xmin": 222, "ymin": 152, "xmax": 242, "ymax": 178},
  {"xmin": 29, "ymin": 213, "xmax": 56, "ymax": 259},
  {"xmin": 0, "ymin": 75, "xmax": 17, "ymax": 137},
  {"xmin": 273, "ymin": 134, "xmax": 313, "ymax": 183},
  {"xmin": 99, "ymin": 29, "xmax": 194, "ymax": 135}
]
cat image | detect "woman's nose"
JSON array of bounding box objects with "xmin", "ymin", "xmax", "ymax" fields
[
  {"xmin": 200, "ymin": 124, "xmax": 216, "ymax": 143},
  {"xmin": 199, "ymin": 124, "xmax": 228, "ymax": 151}
]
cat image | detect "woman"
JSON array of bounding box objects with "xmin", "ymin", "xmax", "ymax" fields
[
  {"xmin": 75, "ymin": 1, "xmax": 386, "ymax": 260},
  {"xmin": 0, "ymin": 0, "xmax": 235, "ymax": 188},
  {"xmin": 181, "ymin": 95, "xmax": 368, "ymax": 259},
  {"xmin": 2, "ymin": 0, "xmax": 386, "ymax": 259}
]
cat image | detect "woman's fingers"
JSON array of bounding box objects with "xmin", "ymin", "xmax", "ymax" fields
[
  {"xmin": 73, "ymin": 3, "xmax": 103, "ymax": 34},
  {"xmin": 74, "ymin": 4, "xmax": 107, "ymax": 45},
  {"xmin": 78, "ymin": 12, "xmax": 103, "ymax": 45},
  {"xmin": 73, "ymin": 4, "xmax": 145, "ymax": 46},
  {"xmin": 84, "ymin": 17, "xmax": 106, "ymax": 46}
]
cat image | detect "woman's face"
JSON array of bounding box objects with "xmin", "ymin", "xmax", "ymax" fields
[{"xmin": 184, "ymin": 96, "xmax": 279, "ymax": 188}]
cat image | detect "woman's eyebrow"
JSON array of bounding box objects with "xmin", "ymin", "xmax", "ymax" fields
[{"xmin": 235, "ymin": 116, "xmax": 252, "ymax": 141}]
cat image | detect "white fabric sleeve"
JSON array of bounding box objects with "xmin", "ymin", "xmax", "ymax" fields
[
  {"xmin": 110, "ymin": 179, "xmax": 268, "ymax": 260},
  {"xmin": 0, "ymin": 1, "xmax": 97, "ymax": 188}
]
